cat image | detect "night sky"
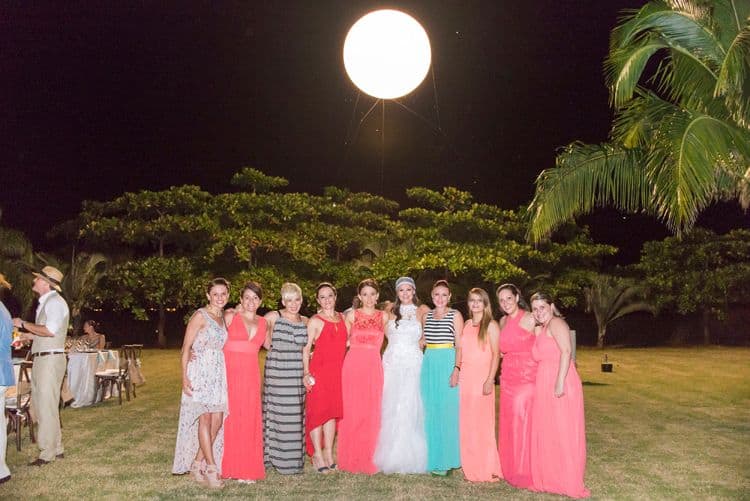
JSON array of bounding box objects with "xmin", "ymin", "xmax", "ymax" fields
[{"xmin": 5, "ymin": 0, "xmax": 743, "ymax": 260}]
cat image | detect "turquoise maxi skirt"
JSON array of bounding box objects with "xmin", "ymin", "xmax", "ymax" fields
[{"xmin": 420, "ymin": 347, "xmax": 460, "ymax": 471}]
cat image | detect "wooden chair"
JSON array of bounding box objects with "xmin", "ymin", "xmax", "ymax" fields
[
  {"xmin": 5, "ymin": 362, "xmax": 35, "ymax": 451},
  {"xmin": 122, "ymin": 344, "xmax": 144, "ymax": 394},
  {"xmin": 94, "ymin": 349, "xmax": 130, "ymax": 405}
]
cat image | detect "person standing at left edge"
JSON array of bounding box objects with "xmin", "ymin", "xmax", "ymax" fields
[
  {"xmin": 0, "ymin": 274, "xmax": 16, "ymax": 483},
  {"xmin": 13, "ymin": 266, "xmax": 69, "ymax": 466}
]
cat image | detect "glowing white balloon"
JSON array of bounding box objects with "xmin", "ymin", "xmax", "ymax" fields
[{"xmin": 343, "ymin": 9, "xmax": 432, "ymax": 100}]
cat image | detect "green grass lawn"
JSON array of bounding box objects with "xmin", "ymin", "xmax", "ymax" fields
[{"xmin": 3, "ymin": 347, "xmax": 749, "ymax": 499}]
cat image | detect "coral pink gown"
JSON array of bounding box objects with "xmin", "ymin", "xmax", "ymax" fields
[
  {"xmin": 530, "ymin": 326, "xmax": 590, "ymax": 498},
  {"xmin": 222, "ymin": 315, "xmax": 266, "ymax": 480},
  {"xmin": 337, "ymin": 309, "xmax": 384, "ymax": 474},
  {"xmin": 498, "ymin": 312, "xmax": 537, "ymax": 488},
  {"xmin": 459, "ymin": 322, "xmax": 501, "ymax": 482},
  {"xmin": 304, "ymin": 313, "xmax": 347, "ymax": 456}
]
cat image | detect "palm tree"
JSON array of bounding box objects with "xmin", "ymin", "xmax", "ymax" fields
[
  {"xmin": 528, "ymin": 0, "xmax": 750, "ymax": 243},
  {"xmin": 0, "ymin": 216, "xmax": 35, "ymax": 314},
  {"xmin": 584, "ymin": 275, "xmax": 655, "ymax": 348}
]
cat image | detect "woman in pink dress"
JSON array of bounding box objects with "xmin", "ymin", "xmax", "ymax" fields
[
  {"xmin": 496, "ymin": 283, "xmax": 537, "ymax": 488},
  {"xmin": 459, "ymin": 288, "xmax": 501, "ymax": 482},
  {"xmin": 529, "ymin": 292, "xmax": 590, "ymax": 498},
  {"xmin": 222, "ymin": 282, "xmax": 266, "ymax": 483},
  {"xmin": 337, "ymin": 278, "xmax": 388, "ymax": 474},
  {"xmin": 302, "ymin": 282, "xmax": 347, "ymax": 473}
]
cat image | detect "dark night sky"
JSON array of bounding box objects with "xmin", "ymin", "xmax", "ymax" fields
[{"xmin": 3, "ymin": 1, "xmax": 744, "ymax": 260}]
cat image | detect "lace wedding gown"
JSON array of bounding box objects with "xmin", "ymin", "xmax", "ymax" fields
[{"xmin": 373, "ymin": 304, "xmax": 427, "ymax": 474}]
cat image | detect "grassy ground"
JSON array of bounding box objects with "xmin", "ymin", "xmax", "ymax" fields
[{"xmin": 3, "ymin": 347, "xmax": 749, "ymax": 499}]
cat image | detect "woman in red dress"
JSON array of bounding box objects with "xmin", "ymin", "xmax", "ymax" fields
[
  {"xmin": 337, "ymin": 278, "xmax": 388, "ymax": 474},
  {"xmin": 529, "ymin": 292, "xmax": 590, "ymax": 498},
  {"xmin": 496, "ymin": 283, "xmax": 537, "ymax": 488},
  {"xmin": 221, "ymin": 282, "xmax": 266, "ymax": 483},
  {"xmin": 302, "ymin": 282, "xmax": 348, "ymax": 473}
]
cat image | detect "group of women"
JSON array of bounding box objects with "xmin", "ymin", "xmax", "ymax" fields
[{"xmin": 171, "ymin": 276, "xmax": 590, "ymax": 498}]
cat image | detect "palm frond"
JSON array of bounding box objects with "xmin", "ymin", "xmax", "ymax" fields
[
  {"xmin": 526, "ymin": 143, "xmax": 648, "ymax": 243},
  {"xmin": 646, "ymin": 107, "xmax": 750, "ymax": 233},
  {"xmin": 606, "ymin": 39, "xmax": 669, "ymax": 108},
  {"xmin": 611, "ymin": 90, "xmax": 676, "ymax": 147},
  {"xmin": 715, "ymin": 22, "xmax": 750, "ymax": 129}
]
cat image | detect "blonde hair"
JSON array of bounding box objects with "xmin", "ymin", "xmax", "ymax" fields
[
  {"xmin": 468, "ymin": 287, "xmax": 493, "ymax": 347},
  {"xmin": 280, "ymin": 282, "xmax": 302, "ymax": 302}
]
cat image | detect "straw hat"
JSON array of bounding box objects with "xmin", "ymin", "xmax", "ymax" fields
[
  {"xmin": 0, "ymin": 273, "xmax": 11, "ymax": 290},
  {"xmin": 32, "ymin": 266, "xmax": 64, "ymax": 292}
]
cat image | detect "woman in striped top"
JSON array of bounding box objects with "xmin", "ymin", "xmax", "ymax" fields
[
  {"xmin": 262, "ymin": 283, "xmax": 309, "ymax": 475},
  {"xmin": 419, "ymin": 280, "xmax": 464, "ymax": 476}
]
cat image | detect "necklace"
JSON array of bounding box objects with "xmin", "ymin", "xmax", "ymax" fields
[{"xmin": 206, "ymin": 306, "xmax": 222, "ymax": 318}]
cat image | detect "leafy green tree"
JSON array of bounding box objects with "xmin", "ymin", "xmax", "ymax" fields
[
  {"xmin": 77, "ymin": 186, "xmax": 218, "ymax": 346},
  {"xmin": 231, "ymin": 167, "xmax": 289, "ymax": 194},
  {"xmin": 375, "ymin": 188, "xmax": 616, "ymax": 308},
  {"xmin": 638, "ymin": 228, "xmax": 750, "ymax": 344},
  {"xmin": 584, "ymin": 274, "xmax": 654, "ymax": 348},
  {"xmin": 528, "ymin": 0, "xmax": 750, "ymax": 243},
  {"xmin": 97, "ymin": 257, "xmax": 208, "ymax": 345}
]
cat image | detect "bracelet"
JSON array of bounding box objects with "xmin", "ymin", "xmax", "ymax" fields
[{"xmin": 454, "ymin": 365, "xmax": 461, "ymax": 371}]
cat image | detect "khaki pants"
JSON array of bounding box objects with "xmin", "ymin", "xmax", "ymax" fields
[{"xmin": 31, "ymin": 354, "xmax": 66, "ymax": 461}]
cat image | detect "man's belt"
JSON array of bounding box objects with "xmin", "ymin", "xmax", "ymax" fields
[{"xmin": 32, "ymin": 351, "xmax": 66, "ymax": 358}]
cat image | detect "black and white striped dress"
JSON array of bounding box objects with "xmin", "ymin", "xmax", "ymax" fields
[{"xmin": 262, "ymin": 315, "xmax": 308, "ymax": 474}]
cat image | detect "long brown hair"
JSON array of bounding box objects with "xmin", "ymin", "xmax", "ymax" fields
[{"xmin": 468, "ymin": 287, "xmax": 493, "ymax": 347}]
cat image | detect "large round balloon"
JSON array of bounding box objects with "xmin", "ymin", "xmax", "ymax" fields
[{"xmin": 343, "ymin": 9, "xmax": 432, "ymax": 100}]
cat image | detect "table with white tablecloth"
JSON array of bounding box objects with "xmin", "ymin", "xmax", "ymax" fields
[{"xmin": 67, "ymin": 350, "xmax": 119, "ymax": 408}]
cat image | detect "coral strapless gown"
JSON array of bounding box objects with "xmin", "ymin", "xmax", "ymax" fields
[
  {"xmin": 337, "ymin": 309, "xmax": 384, "ymax": 474},
  {"xmin": 498, "ymin": 312, "xmax": 537, "ymax": 488},
  {"xmin": 459, "ymin": 322, "xmax": 501, "ymax": 482},
  {"xmin": 530, "ymin": 326, "xmax": 590, "ymax": 498},
  {"xmin": 222, "ymin": 315, "xmax": 266, "ymax": 480}
]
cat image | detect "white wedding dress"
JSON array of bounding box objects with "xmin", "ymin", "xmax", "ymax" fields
[{"xmin": 373, "ymin": 304, "xmax": 427, "ymax": 474}]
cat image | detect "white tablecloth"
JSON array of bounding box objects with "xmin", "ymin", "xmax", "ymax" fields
[{"xmin": 67, "ymin": 350, "xmax": 119, "ymax": 408}]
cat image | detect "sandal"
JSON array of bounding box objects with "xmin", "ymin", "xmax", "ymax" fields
[
  {"xmin": 190, "ymin": 460, "xmax": 206, "ymax": 485},
  {"xmin": 312, "ymin": 454, "xmax": 331, "ymax": 474},
  {"xmin": 328, "ymin": 463, "xmax": 337, "ymax": 471},
  {"xmin": 204, "ymin": 464, "xmax": 224, "ymax": 489}
]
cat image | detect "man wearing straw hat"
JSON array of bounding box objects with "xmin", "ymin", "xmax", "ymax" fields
[
  {"xmin": 0, "ymin": 274, "xmax": 14, "ymax": 482},
  {"xmin": 12, "ymin": 266, "xmax": 69, "ymax": 466}
]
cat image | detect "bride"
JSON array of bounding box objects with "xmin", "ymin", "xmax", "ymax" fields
[{"xmin": 374, "ymin": 277, "xmax": 428, "ymax": 474}]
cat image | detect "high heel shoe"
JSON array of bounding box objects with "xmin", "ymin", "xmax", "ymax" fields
[
  {"xmin": 204, "ymin": 464, "xmax": 224, "ymax": 489},
  {"xmin": 190, "ymin": 460, "xmax": 206, "ymax": 485}
]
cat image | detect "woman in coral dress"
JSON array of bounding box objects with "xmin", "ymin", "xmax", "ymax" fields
[
  {"xmin": 459, "ymin": 288, "xmax": 502, "ymax": 482},
  {"xmin": 529, "ymin": 292, "xmax": 590, "ymax": 498},
  {"xmin": 496, "ymin": 284, "xmax": 537, "ymax": 488},
  {"xmin": 222, "ymin": 282, "xmax": 266, "ymax": 482},
  {"xmin": 337, "ymin": 278, "xmax": 388, "ymax": 474},
  {"xmin": 302, "ymin": 282, "xmax": 347, "ymax": 473}
]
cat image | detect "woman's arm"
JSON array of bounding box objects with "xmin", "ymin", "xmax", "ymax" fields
[
  {"xmin": 483, "ymin": 320, "xmax": 501, "ymax": 395},
  {"xmin": 97, "ymin": 334, "xmax": 106, "ymax": 350},
  {"xmin": 180, "ymin": 311, "xmax": 204, "ymax": 396},
  {"xmin": 450, "ymin": 310, "xmax": 464, "ymax": 388},
  {"xmin": 302, "ymin": 317, "xmax": 322, "ymax": 391},
  {"xmin": 549, "ymin": 317, "xmax": 572, "ymax": 397},
  {"xmin": 263, "ymin": 311, "xmax": 278, "ymax": 350}
]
